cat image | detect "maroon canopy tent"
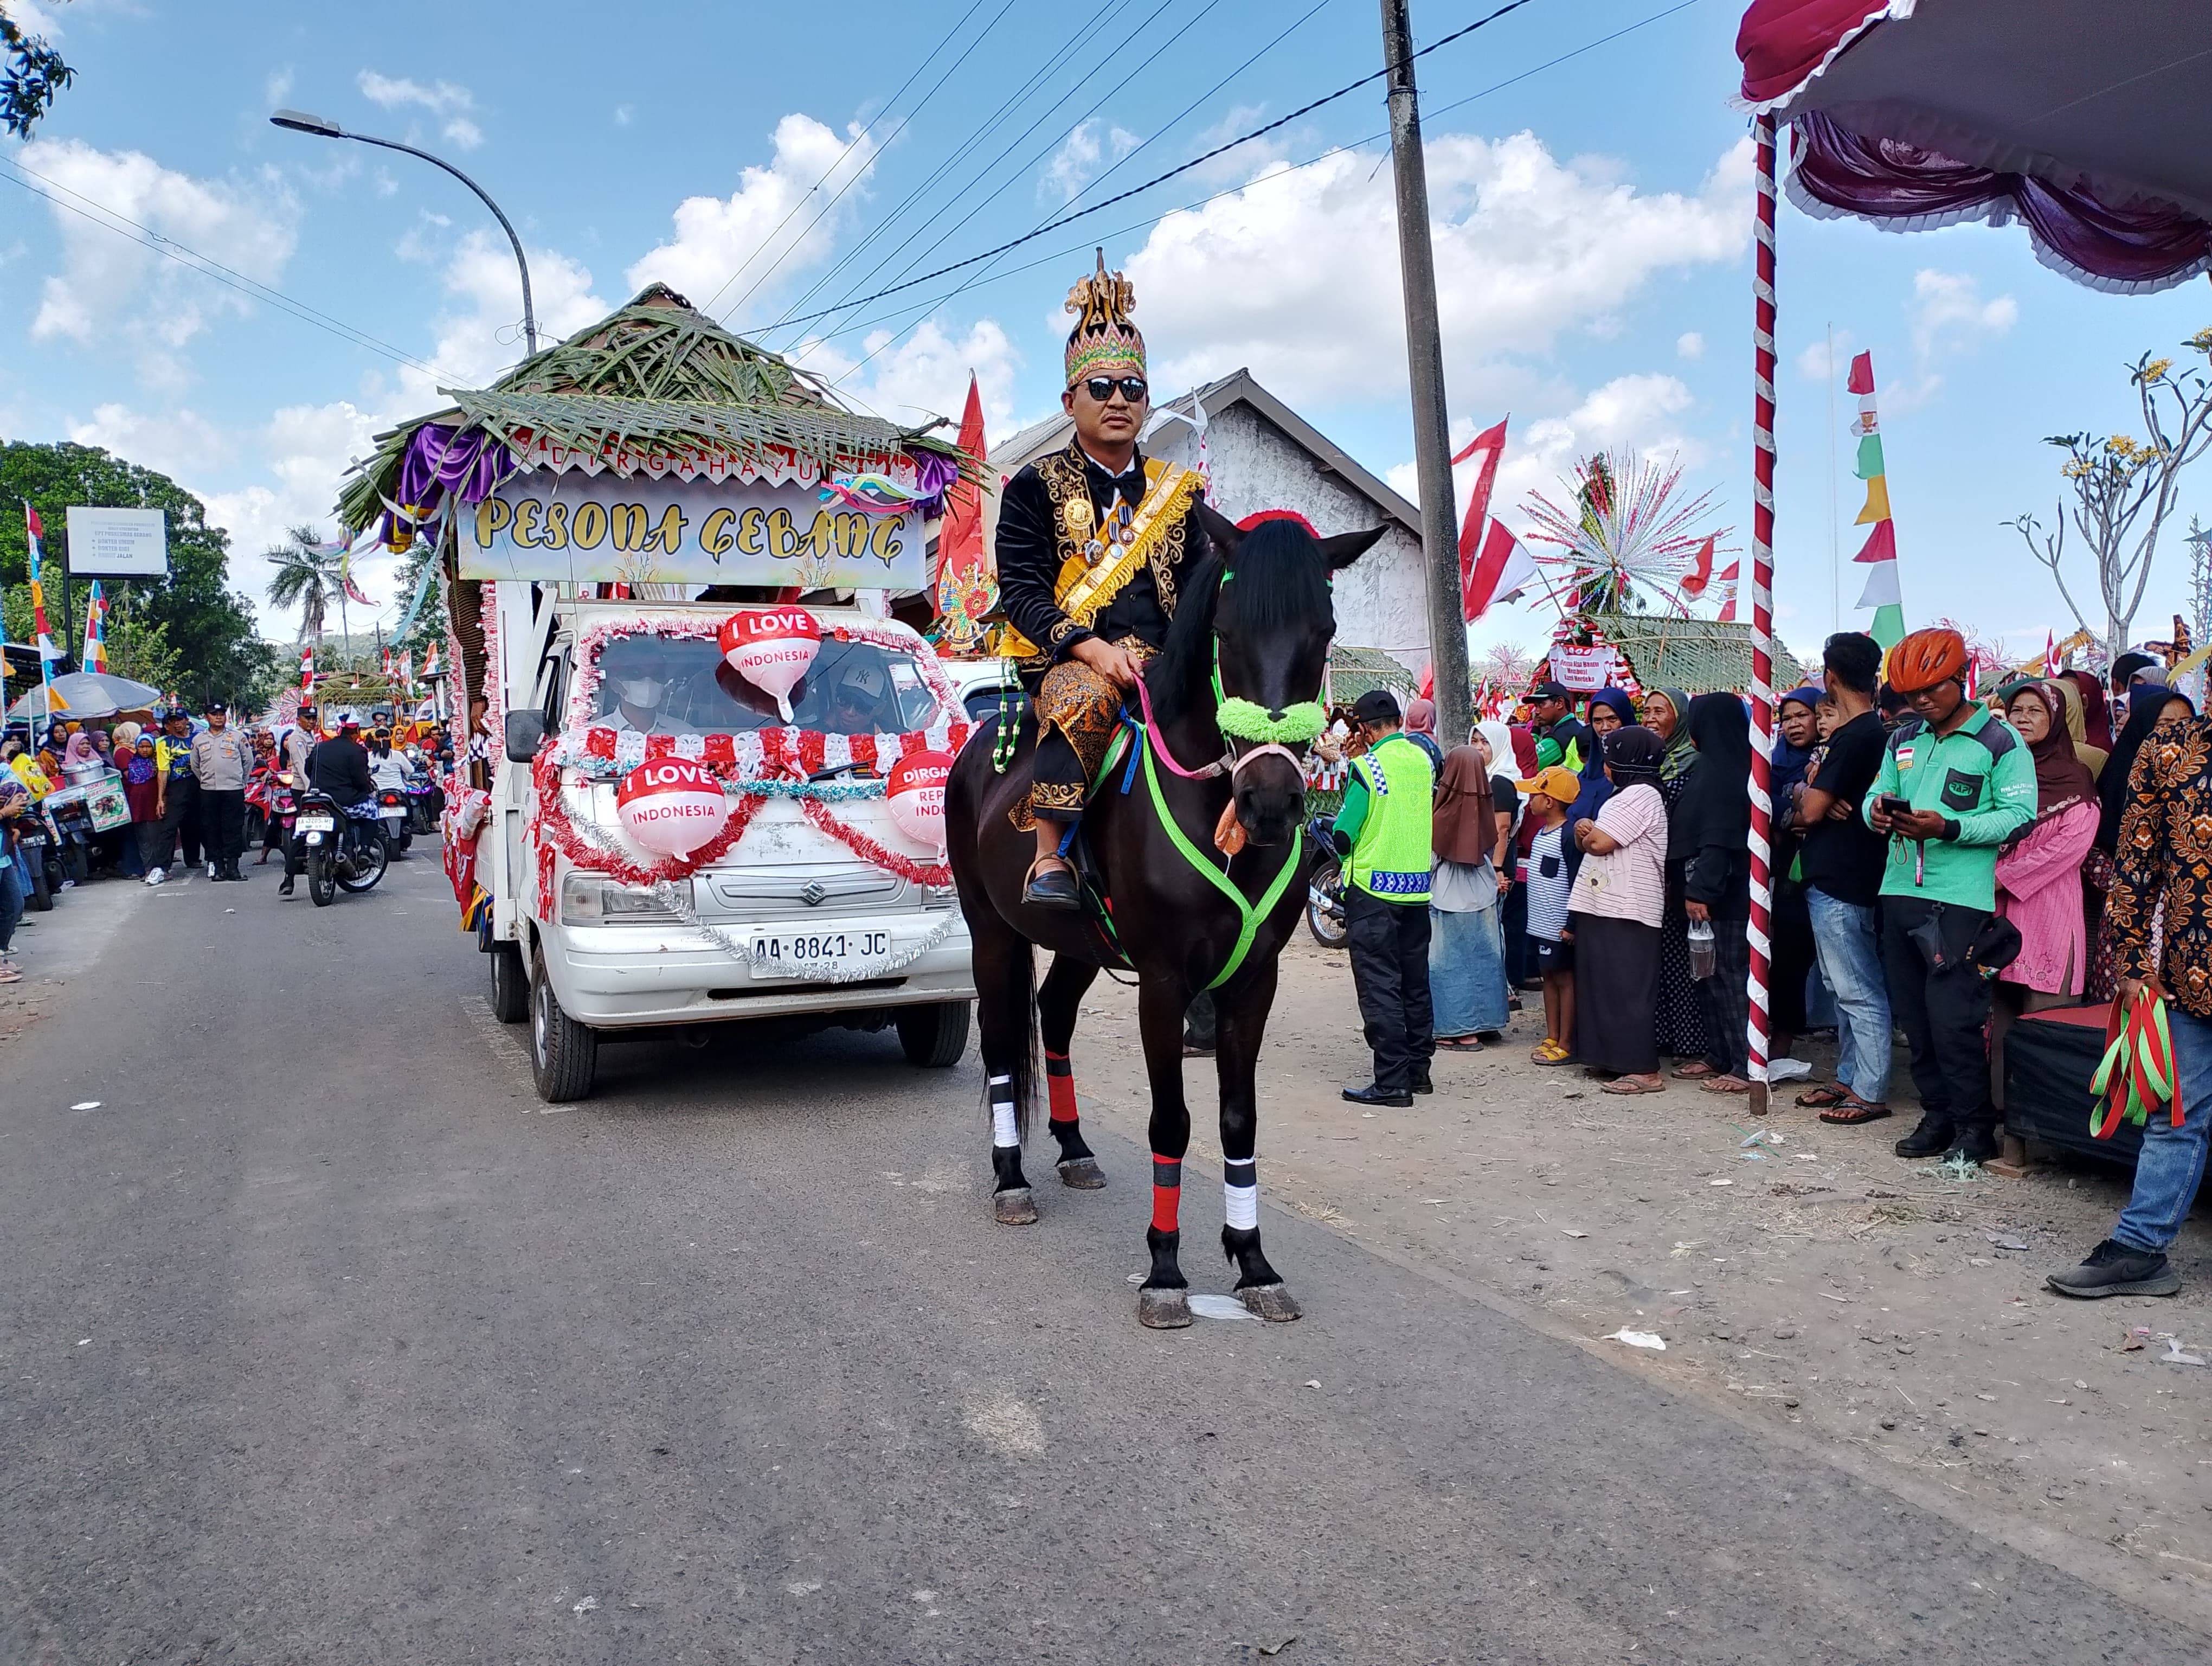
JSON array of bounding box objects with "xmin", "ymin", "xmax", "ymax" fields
[{"xmin": 1727, "ymin": 0, "xmax": 2211, "ymax": 1107}]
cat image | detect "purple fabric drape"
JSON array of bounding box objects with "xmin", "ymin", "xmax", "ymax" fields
[
  {"xmin": 1789, "ymin": 112, "xmax": 2212, "ymax": 294},
  {"xmin": 396, "ymin": 423, "xmax": 518, "ymax": 511},
  {"xmin": 907, "ymin": 447, "xmax": 961, "ymax": 521}
]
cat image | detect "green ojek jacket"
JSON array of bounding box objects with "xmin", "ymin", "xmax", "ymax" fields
[{"xmin": 1862, "ymin": 704, "xmax": 2036, "ymax": 911}]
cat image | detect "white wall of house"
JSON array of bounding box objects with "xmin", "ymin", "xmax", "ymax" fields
[{"xmin": 1143, "ymin": 402, "xmax": 1429, "ymax": 673}]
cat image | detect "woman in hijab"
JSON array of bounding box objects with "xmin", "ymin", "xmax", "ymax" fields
[
  {"xmin": 1650, "ymin": 689, "xmax": 1713, "ymax": 1066},
  {"xmin": 1500, "ymin": 722, "xmax": 1542, "ymax": 992},
  {"xmin": 1766, "ymin": 687, "xmax": 1827, "ymax": 1078},
  {"xmin": 2086, "ymin": 683, "xmax": 2195, "ymax": 999},
  {"xmin": 2046, "ymin": 676, "xmax": 2107, "ymax": 781},
  {"xmin": 1643, "ymin": 688, "xmax": 1696, "ymax": 789},
  {"xmin": 1402, "ymin": 696, "xmax": 1445, "ymax": 775},
  {"xmin": 2063, "ymin": 669, "xmax": 2113, "ymax": 753},
  {"xmin": 59, "ymin": 731, "xmax": 107, "ymax": 785},
  {"xmin": 1429, "ymin": 731, "xmax": 1512, "ymax": 1048},
  {"xmin": 1565, "ymin": 689, "xmax": 1634, "ymax": 869},
  {"xmin": 1669, "ymin": 694, "xmax": 1756, "ymax": 1090},
  {"xmin": 1567, "ymin": 726, "xmax": 1670, "ymax": 1092},
  {"xmin": 121, "ymin": 733, "xmax": 164, "ymax": 877},
  {"xmin": 1988, "ymin": 681, "xmax": 2104, "ymax": 1104}
]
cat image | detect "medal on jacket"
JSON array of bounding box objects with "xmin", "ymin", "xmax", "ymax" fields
[{"xmin": 1064, "ymin": 496, "xmax": 1104, "ymax": 567}]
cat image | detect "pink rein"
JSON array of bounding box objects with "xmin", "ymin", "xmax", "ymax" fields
[{"xmin": 1128, "ymin": 675, "xmax": 1301, "ymax": 783}]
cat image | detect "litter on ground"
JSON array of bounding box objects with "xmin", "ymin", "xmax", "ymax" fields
[{"xmin": 1605, "ymin": 1329, "xmax": 1667, "ymax": 1351}]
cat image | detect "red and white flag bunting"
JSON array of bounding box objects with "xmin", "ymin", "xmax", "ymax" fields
[{"xmin": 1452, "ymin": 417, "xmax": 1537, "ymax": 621}]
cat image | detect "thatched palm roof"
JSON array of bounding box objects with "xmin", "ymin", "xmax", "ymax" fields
[
  {"xmin": 1597, "ymin": 613, "xmax": 1809, "ymax": 694},
  {"xmin": 336, "ymin": 284, "xmax": 963, "ymax": 531}
]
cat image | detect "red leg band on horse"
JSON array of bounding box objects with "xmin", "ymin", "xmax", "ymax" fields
[
  {"xmin": 1150, "ymin": 1156, "xmax": 1181, "ymax": 1233},
  {"xmin": 1045, "ymin": 1049, "xmax": 1078, "ymax": 1126}
]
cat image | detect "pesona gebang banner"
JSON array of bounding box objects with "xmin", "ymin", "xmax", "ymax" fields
[{"xmin": 456, "ymin": 469, "xmax": 926, "ymax": 590}]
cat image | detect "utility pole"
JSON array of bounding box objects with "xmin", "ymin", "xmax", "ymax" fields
[{"xmin": 1379, "ymin": 0, "xmax": 1470, "ymax": 746}]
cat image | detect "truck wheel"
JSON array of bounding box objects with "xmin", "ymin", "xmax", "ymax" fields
[
  {"xmin": 897, "ymin": 1001, "xmax": 969, "ymax": 1068},
  {"xmin": 530, "ymin": 946, "xmax": 596, "ymax": 1102},
  {"xmin": 488, "ymin": 940, "xmax": 528, "ymax": 1023}
]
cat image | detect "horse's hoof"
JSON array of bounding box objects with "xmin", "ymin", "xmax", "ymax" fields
[
  {"xmin": 1137, "ymin": 1287, "xmax": 1193, "ymax": 1329},
  {"xmin": 1238, "ymin": 1283, "xmax": 1302, "ymax": 1322},
  {"xmin": 992, "ymin": 1188, "xmax": 1039, "ymax": 1226},
  {"xmin": 1057, "ymin": 1156, "xmax": 1106, "ymax": 1190}
]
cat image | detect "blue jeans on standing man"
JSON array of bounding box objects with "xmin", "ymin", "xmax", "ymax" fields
[
  {"xmin": 1806, "ymin": 885, "xmax": 1891, "ymax": 1104},
  {"xmin": 2113, "ymin": 1004, "xmax": 2212, "ymax": 1254}
]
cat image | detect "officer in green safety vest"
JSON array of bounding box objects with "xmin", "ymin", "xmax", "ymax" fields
[{"xmin": 1319, "ymin": 689, "xmax": 1436, "ymax": 1106}]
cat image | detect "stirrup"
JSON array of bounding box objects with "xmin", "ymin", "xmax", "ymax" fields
[{"xmin": 1023, "ymin": 855, "xmax": 1079, "ymax": 909}]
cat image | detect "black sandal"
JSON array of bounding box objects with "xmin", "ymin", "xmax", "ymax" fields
[
  {"xmin": 1794, "ymin": 1084, "xmax": 1849, "ymax": 1109},
  {"xmin": 1818, "ymin": 1098, "xmax": 1893, "ymax": 1126}
]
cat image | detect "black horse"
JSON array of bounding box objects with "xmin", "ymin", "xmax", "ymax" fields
[{"xmin": 945, "ymin": 507, "xmax": 1384, "ymax": 1327}]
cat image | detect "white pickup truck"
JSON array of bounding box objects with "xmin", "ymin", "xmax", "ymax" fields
[{"xmin": 472, "ymin": 586, "xmax": 975, "ymax": 1101}]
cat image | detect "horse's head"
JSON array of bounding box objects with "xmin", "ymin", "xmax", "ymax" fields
[{"xmin": 1150, "ymin": 505, "xmax": 1386, "ymax": 847}]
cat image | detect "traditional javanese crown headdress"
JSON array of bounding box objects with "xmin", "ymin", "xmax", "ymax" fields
[{"xmin": 1064, "ymin": 249, "xmax": 1146, "ymax": 388}]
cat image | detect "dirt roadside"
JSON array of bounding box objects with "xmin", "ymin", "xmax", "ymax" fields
[{"xmin": 1062, "ymin": 933, "xmax": 2212, "ymax": 1603}]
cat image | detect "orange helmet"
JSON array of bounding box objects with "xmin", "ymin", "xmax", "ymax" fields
[{"xmin": 1887, "ymin": 627, "xmax": 1969, "ymax": 695}]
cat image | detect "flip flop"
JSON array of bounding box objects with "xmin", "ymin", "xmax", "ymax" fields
[
  {"xmin": 1702, "ymin": 1075, "xmax": 1753, "ymax": 1094},
  {"xmin": 1794, "ymin": 1084, "xmax": 1850, "ymax": 1109},
  {"xmin": 1601, "ymin": 1075, "xmax": 1665, "ymax": 1095},
  {"xmin": 1671, "ymin": 1061, "xmax": 1719, "ymax": 1080},
  {"xmin": 1531, "ymin": 1042, "xmax": 1575, "ymax": 1066},
  {"xmin": 1818, "ymin": 1099, "xmax": 1893, "ymax": 1125},
  {"xmin": 1435, "ymin": 1036, "xmax": 1485, "ymax": 1050}
]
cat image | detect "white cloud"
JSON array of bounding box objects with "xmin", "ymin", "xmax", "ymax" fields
[
  {"xmin": 1891, "ymin": 268, "xmax": 2016, "ymax": 408},
  {"xmin": 1127, "ymin": 132, "xmax": 1751, "ymax": 408},
  {"xmin": 8, "ymin": 1, "xmax": 66, "ymax": 40},
  {"xmin": 265, "ymin": 66, "xmax": 294, "ymax": 108},
  {"xmin": 1676, "ymin": 331, "xmax": 1705, "ymax": 361},
  {"xmin": 393, "ymin": 228, "xmax": 608, "ymax": 404},
  {"xmin": 626, "ymin": 113, "xmax": 879, "ymax": 316},
  {"xmin": 68, "ymin": 403, "xmax": 234, "ymax": 478},
  {"xmin": 796, "ymin": 316, "xmax": 1021, "ymax": 440},
  {"xmin": 614, "ymin": 104, "xmax": 635, "ymax": 127},
  {"xmin": 1040, "ymin": 119, "xmax": 1139, "ymax": 204},
  {"xmin": 18, "ymin": 138, "xmax": 299, "ymax": 386},
  {"xmin": 1797, "ymin": 328, "xmax": 1856, "ymax": 382},
  {"xmin": 356, "ymin": 70, "xmax": 482, "ymax": 150}
]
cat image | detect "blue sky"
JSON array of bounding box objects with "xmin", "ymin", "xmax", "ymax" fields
[{"xmin": 3, "ymin": 0, "xmax": 2207, "ymax": 663}]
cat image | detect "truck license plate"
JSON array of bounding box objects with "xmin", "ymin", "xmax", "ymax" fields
[{"xmin": 749, "ymin": 929, "xmax": 891, "ymax": 977}]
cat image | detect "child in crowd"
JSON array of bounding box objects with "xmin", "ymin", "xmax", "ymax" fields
[{"xmin": 1517, "ymin": 764, "xmax": 1580, "ymax": 1064}]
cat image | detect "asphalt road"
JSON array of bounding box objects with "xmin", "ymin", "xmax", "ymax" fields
[{"xmin": 1, "ymin": 856, "xmax": 2203, "ymax": 1664}]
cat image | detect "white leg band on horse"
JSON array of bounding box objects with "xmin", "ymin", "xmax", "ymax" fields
[
  {"xmin": 1224, "ymin": 1182, "xmax": 1258, "ymax": 1231},
  {"xmin": 989, "ymin": 1076, "xmax": 1018, "ymax": 1148}
]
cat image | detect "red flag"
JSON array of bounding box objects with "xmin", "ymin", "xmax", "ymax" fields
[
  {"xmin": 1679, "ymin": 534, "xmax": 1717, "ymax": 599},
  {"xmin": 936, "ymin": 374, "xmax": 987, "ymax": 592},
  {"xmin": 1714, "ymin": 560, "xmax": 1741, "ymax": 623},
  {"xmin": 1853, "ymin": 520, "xmax": 1896, "ymax": 565},
  {"xmin": 1847, "ymin": 350, "xmax": 1875, "ymax": 395},
  {"xmin": 1452, "ymin": 418, "xmax": 1509, "ymax": 603},
  {"xmin": 1463, "ymin": 518, "xmax": 1537, "ymax": 622}
]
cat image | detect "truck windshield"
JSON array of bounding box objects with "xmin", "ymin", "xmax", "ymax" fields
[{"xmin": 588, "ymin": 631, "xmax": 949, "ymax": 737}]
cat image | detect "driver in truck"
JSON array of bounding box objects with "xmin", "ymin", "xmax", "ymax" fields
[{"xmin": 597, "ymin": 637, "xmax": 699, "ymax": 735}]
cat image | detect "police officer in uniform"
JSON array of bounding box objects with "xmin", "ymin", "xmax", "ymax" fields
[
  {"xmin": 1317, "ymin": 690, "xmax": 1438, "ymax": 1106},
  {"xmin": 992, "ymin": 252, "xmax": 1210, "ymax": 908}
]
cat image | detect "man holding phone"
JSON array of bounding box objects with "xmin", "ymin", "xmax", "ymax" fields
[{"xmin": 1863, "ymin": 627, "xmax": 2036, "ymax": 1163}]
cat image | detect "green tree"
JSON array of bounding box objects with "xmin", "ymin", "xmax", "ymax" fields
[
  {"xmin": 0, "ymin": 440, "xmax": 278, "ymax": 710},
  {"xmin": 391, "ymin": 532, "xmax": 449, "ymax": 653},
  {"xmin": 263, "ymin": 525, "xmax": 343, "ymax": 643},
  {"xmin": 1, "ymin": 1, "xmax": 73, "ymax": 138}
]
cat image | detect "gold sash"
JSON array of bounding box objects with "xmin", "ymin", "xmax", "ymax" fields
[{"xmin": 991, "ymin": 452, "xmax": 1204, "ymax": 663}]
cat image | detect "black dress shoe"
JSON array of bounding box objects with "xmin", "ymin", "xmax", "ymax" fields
[
  {"xmin": 1023, "ymin": 862, "xmax": 1080, "ymax": 910},
  {"xmin": 1411, "ymin": 1071, "xmax": 1433, "ymax": 1095},
  {"xmin": 1942, "ymin": 1124, "xmax": 2000, "ymax": 1165},
  {"xmin": 278, "ymin": 876, "xmax": 295, "ymax": 896},
  {"xmin": 2047, "ymin": 1238, "xmax": 2182, "ymax": 1299},
  {"xmin": 1893, "ymin": 1112, "xmax": 1954, "ymax": 1158},
  {"xmin": 1342, "ymin": 1082, "xmax": 1413, "ymax": 1107}
]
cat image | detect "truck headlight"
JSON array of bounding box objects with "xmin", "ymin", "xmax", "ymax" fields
[{"xmin": 561, "ymin": 873, "xmax": 689, "ymax": 923}]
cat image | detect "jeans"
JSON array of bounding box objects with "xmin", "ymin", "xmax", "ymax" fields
[
  {"xmin": 0, "ymin": 857, "xmax": 22, "ymax": 955},
  {"xmin": 1346, "ymin": 888, "xmax": 1433, "ymax": 1092},
  {"xmin": 1806, "ymin": 886, "xmax": 1892, "ymax": 1104},
  {"xmin": 1879, "ymin": 894, "xmax": 1994, "ymax": 1131},
  {"xmin": 2114, "ymin": 1005, "xmax": 2212, "ymax": 1254}
]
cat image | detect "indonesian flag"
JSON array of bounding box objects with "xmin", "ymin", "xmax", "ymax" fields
[
  {"xmin": 1679, "ymin": 535, "xmax": 1718, "ymax": 600},
  {"xmin": 1453, "ymin": 418, "xmax": 1527, "ymax": 620},
  {"xmin": 1713, "ymin": 560, "xmax": 1741, "ymax": 623},
  {"xmin": 25, "ymin": 503, "xmax": 61, "ymax": 661},
  {"xmin": 299, "ymin": 646, "xmax": 316, "ymax": 694},
  {"xmin": 1463, "ymin": 518, "xmax": 1538, "ymax": 622},
  {"xmin": 381, "ymin": 646, "xmax": 394, "ymax": 677},
  {"xmin": 400, "ymin": 650, "xmax": 415, "ymax": 694},
  {"xmin": 422, "ymin": 642, "xmax": 440, "ymax": 678}
]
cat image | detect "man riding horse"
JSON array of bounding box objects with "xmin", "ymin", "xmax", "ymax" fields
[{"xmin": 994, "ymin": 251, "xmax": 1210, "ymax": 908}]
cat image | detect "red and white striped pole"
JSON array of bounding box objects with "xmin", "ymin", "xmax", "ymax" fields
[{"xmin": 1746, "ymin": 112, "xmax": 1779, "ymax": 1117}]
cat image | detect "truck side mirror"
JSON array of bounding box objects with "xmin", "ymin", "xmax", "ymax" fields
[{"xmin": 504, "ymin": 711, "xmax": 548, "ymax": 762}]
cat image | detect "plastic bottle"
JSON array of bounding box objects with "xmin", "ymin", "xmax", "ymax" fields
[{"xmin": 1687, "ymin": 917, "xmax": 1716, "ymax": 980}]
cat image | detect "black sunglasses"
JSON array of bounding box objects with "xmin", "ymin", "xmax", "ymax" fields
[{"xmin": 1081, "ymin": 375, "xmax": 1148, "ymax": 405}]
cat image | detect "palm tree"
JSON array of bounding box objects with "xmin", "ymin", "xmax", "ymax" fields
[{"xmin": 265, "ymin": 526, "xmax": 342, "ymax": 644}]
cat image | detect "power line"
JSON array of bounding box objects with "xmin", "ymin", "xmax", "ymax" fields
[
  {"xmin": 812, "ymin": 0, "xmax": 1702, "ymax": 386},
  {"xmin": 755, "ymin": 0, "xmax": 1179, "ymax": 343},
  {"xmin": 703, "ymin": 0, "xmax": 1020, "ymax": 321},
  {"xmin": 0, "ymin": 157, "xmax": 454, "ymax": 379},
  {"xmin": 769, "ymin": 0, "xmax": 1545, "ymax": 337}
]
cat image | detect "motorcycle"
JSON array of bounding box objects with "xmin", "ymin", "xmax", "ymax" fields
[
  {"xmin": 8, "ymin": 822, "xmax": 54, "ymax": 911},
  {"xmin": 375, "ymin": 786, "xmax": 413, "ymax": 857},
  {"xmin": 1302, "ymin": 816, "xmax": 1349, "ymax": 950},
  {"xmin": 293, "ymin": 787, "xmax": 390, "ymax": 906}
]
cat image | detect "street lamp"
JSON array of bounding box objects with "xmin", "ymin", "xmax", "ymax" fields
[{"xmin": 270, "ymin": 107, "xmax": 537, "ymax": 355}]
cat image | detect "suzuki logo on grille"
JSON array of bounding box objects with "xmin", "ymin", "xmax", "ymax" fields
[{"xmin": 800, "ymin": 881, "xmax": 829, "ymax": 908}]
